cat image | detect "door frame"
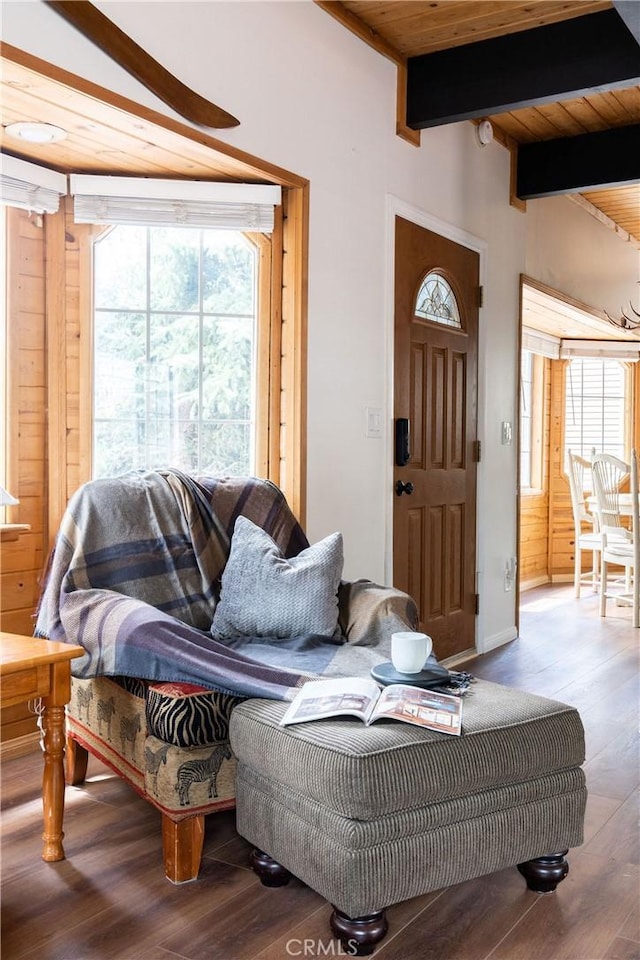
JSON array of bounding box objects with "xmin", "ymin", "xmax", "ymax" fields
[{"xmin": 384, "ymin": 196, "xmax": 488, "ymax": 654}]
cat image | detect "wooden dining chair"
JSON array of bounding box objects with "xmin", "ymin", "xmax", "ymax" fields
[
  {"xmin": 591, "ymin": 450, "xmax": 639, "ymax": 628},
  {"xmin": 566, "ymin": 450, "xmax": 601, "ymax": 598}
]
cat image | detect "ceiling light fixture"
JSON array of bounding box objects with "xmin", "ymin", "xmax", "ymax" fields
[{"xmin": 4, "ymin": 122, "xmax": 67, "ymax": 144}]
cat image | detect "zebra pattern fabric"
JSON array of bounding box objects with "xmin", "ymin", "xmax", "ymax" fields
[{"xmin": 146, "ymin": 682, "xmax": 242, "ymax": 747}]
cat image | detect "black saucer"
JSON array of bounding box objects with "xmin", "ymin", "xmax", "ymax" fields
[{"xmin": 371, "ymin": 656, "xmax": 451, "ymax": 689}]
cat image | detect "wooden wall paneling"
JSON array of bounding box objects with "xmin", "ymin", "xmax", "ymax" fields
[
  {"xmin": 1, "ymin": 209, "xmax": 48, "ymax": 742},
  {"xmin": 548, "ymin": 359, "xmax": 574, "ymax": 580},
  {"xmin": 519, "ymin": 357, "xmax": 551, "ymax": 588},
  {"xmin": 519, "ymin": 493, "xmax": 549, "ymax": 584}
]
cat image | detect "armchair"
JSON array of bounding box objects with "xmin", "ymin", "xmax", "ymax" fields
[{"xmin": 36, "ymin": 471, "xmax": 418, "ymax": 882}]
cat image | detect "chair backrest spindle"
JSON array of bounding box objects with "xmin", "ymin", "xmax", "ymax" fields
[{"xmin": 591, "ymin": 452, "xmax": 631, "ymax": 544}]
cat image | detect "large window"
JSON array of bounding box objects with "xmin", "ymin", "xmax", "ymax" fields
[
  {"xmin": 564, "ymin": 357, "xmax": 628, "ymax": 461},
  {"xmin": 93, "ymin": 225, "xmax": 257, "ymax": 478}
]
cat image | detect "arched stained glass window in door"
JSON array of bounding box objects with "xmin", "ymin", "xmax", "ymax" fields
[{"xmin": 415, "ymin": 272, "xmax": 461, "ymax": 328}]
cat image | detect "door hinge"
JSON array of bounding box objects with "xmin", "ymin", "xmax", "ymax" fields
[
  {"xmin": 473, "ymin": 440, "xmax": 481, "ymax": 462},
  {"xmin": 478, "ymin": 285, "xmax": 484, "ymax": 308},
  {"xmin": 474, "ymin": 593, "xmax": 480, "ymax": 615}
]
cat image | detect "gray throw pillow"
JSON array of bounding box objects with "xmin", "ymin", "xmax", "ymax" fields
[{"xmin": 210, "ymin": 516, "xmax": 344, "ymax": 640}]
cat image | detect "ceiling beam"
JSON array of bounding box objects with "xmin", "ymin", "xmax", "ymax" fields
[
  {"xmin": 406, "ymin": 9, "xmax": 640, "ymax": 129},
  {"xmin": 517, "ymin": 125, "xmax": 640, "ymax": 199}
]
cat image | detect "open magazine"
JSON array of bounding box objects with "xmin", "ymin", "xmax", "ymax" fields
[{"xmin": 280, "ymin": 676, "xmax": 462, "ymax": 736}]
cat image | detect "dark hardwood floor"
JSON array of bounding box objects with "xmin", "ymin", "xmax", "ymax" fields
[{"xmin": 1, "ymin": 584, "xmax": 638, "ymax": 960}]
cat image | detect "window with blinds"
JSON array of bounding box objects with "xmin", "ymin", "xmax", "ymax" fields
[{"xmin": 564, "ymin": 358, "xmax": 627, "ymax": 463}]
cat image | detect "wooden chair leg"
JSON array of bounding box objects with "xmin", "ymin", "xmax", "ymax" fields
[
  {"xmin": 162, "ymin": 813, "xmax": 204, "ymax": 883},
  {"xmin": 574, "ymin": 548, "xmax": 581, "ymax": 598},
  {"xmin": 65, "ymin": 735, "xmax": 89, "ymax": 786}
]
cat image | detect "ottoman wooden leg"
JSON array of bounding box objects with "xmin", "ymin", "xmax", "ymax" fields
[
  {"xmin": 250, "ymin": 849, "xmax": 292, "ymax": 886},
  {"xmin": 65, "ymin": 736, "xmax": 89, "ymax": 786},
  {"xmin": 330, "ymin": 908, "xmax": 388, "ymax": 956},
  {"xmin": 518, "ymin": 850, "xmax": 569, "ymax": 893}
]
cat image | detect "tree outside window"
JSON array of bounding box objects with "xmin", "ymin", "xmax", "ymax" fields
[{"xmin": 93, "ymin": 226, "xmax": 257, "ymax": 479}]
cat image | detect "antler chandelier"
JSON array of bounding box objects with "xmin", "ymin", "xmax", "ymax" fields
[{"xmin": 604, "ymin": 284, "xmax": 640, "ymax": 330}]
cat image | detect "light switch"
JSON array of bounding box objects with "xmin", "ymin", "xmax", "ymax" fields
[
  {"xmin": 501, "ymin": 421, "xmax": 513, "ymax": 445},
  {"xmin": 366, "ymin": 407, "xmax": 383, "ymax": 439}
]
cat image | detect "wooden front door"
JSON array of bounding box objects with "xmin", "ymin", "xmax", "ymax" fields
[{"xmin": 393, "ymin": 216, "xmax": 479, "ymax": 659}]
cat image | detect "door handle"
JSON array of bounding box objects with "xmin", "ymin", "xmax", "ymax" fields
[{"xmin": 395, "ymin": 481, "xmax": 414, "ymax": 497}]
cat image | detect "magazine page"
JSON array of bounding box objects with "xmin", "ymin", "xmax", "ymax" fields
[
  {"xmin": 280, "ymin": 676, "xmax": 381, "ymax": 726},
  {"xmin": 370, "ymin": 684, "xmax": 462, "ymax": 735}
]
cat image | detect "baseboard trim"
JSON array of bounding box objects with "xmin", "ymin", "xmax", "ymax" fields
[
  {"xmin": 481, "ymin": 627, "xmax": 518, "ymax": 654},
  {"xmin": 520, "ymin": 576, "xmax": 550, "ymax": 592},
  {"xmin": 442, "ymin": 648, "xmax": 477, "ymax": 668},
  {"xmin": 0, "ymin": 731, "xmax": 40, "ymax": 760}
]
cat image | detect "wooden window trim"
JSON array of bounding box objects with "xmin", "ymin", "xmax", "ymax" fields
[{"xmin": 47, "ymin": 189, "xmax": 307, "ymax": 544}]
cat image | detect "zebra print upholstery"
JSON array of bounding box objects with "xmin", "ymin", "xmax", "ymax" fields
[
  {"xmin": 146, "ymin": 681, "xmax": 242, "ymax": 747},
  {"xmin": 67, "ymin": 675, "xmax": 238, "ymax": 817}
]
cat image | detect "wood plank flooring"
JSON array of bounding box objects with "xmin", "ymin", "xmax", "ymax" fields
[{"xmin": 1, "ymin": 584, "xmax": 638, "ymax": 960}]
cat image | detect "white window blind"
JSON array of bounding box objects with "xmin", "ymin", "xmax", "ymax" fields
[
  {"xmin": 521, "ymin": 326, "xmax": 560, "ymax": 359},
  {"xmin": 564, "ymin": 357, "xmax": 627, "ymax": 460},
  {"xmin": 0, "ymin": 155, "xmax": 67, "ymax": 214},
  {"xmin": 70, "ymin": 175, "xmax": 281, "ymax": 232}
]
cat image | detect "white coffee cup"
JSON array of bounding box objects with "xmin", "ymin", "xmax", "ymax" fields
[{"xmin": 391, "ymin": 632, "xmax": 432, "ymax": 674}]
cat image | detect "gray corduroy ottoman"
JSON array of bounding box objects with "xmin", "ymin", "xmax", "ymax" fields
[{"xmin": 230, "ymin": 679, "xmax": 587, "ymax": 955}]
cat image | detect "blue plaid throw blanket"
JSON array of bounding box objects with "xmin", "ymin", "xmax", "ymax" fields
[
  {"xmin": 36, "ymin": 470, "xmax": 420, "ymax": 699},
  {"xmin": 35, "ymin": 471, "xmax": 319, "ymax": 700}
]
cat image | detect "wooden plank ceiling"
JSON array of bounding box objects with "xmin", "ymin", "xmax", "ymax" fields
[
  {"xmin": 0, "ymin": 45, "xmax": 302, "ymax": 186},
  {"xmin": 317, "ymin": 0, "xmax": 640, "ymax": 243}
]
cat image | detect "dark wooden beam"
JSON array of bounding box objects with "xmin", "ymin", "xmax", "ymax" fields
[
  {"xmin": 46, "ymin": 0, "xmax": 240, "ymax": 129},
  {"xmin": 406, "ymin": 10, "xmax": 640, "ymax": 129},
  {"xmin": 517, "ymin": 125, "xmax": 640, "ymax": 199}
]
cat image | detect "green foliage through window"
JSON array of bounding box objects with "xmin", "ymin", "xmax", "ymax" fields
[{"xmin": 93, "ymin": 226, "xmax": 257, "ymax": 478}]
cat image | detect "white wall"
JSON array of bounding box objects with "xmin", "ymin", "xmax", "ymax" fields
[
  {"xmin": 525, "ymin": 193, "xmax": 639, "ymax": 310},
  {"xmin": 3, "ymin": 0, "xmax": 638, "ymax": 652}
]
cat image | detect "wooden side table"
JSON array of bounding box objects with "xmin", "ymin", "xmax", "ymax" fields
[{"xmin": 0, "ymin": 631, "xmax": 84, "ymax": 861}]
